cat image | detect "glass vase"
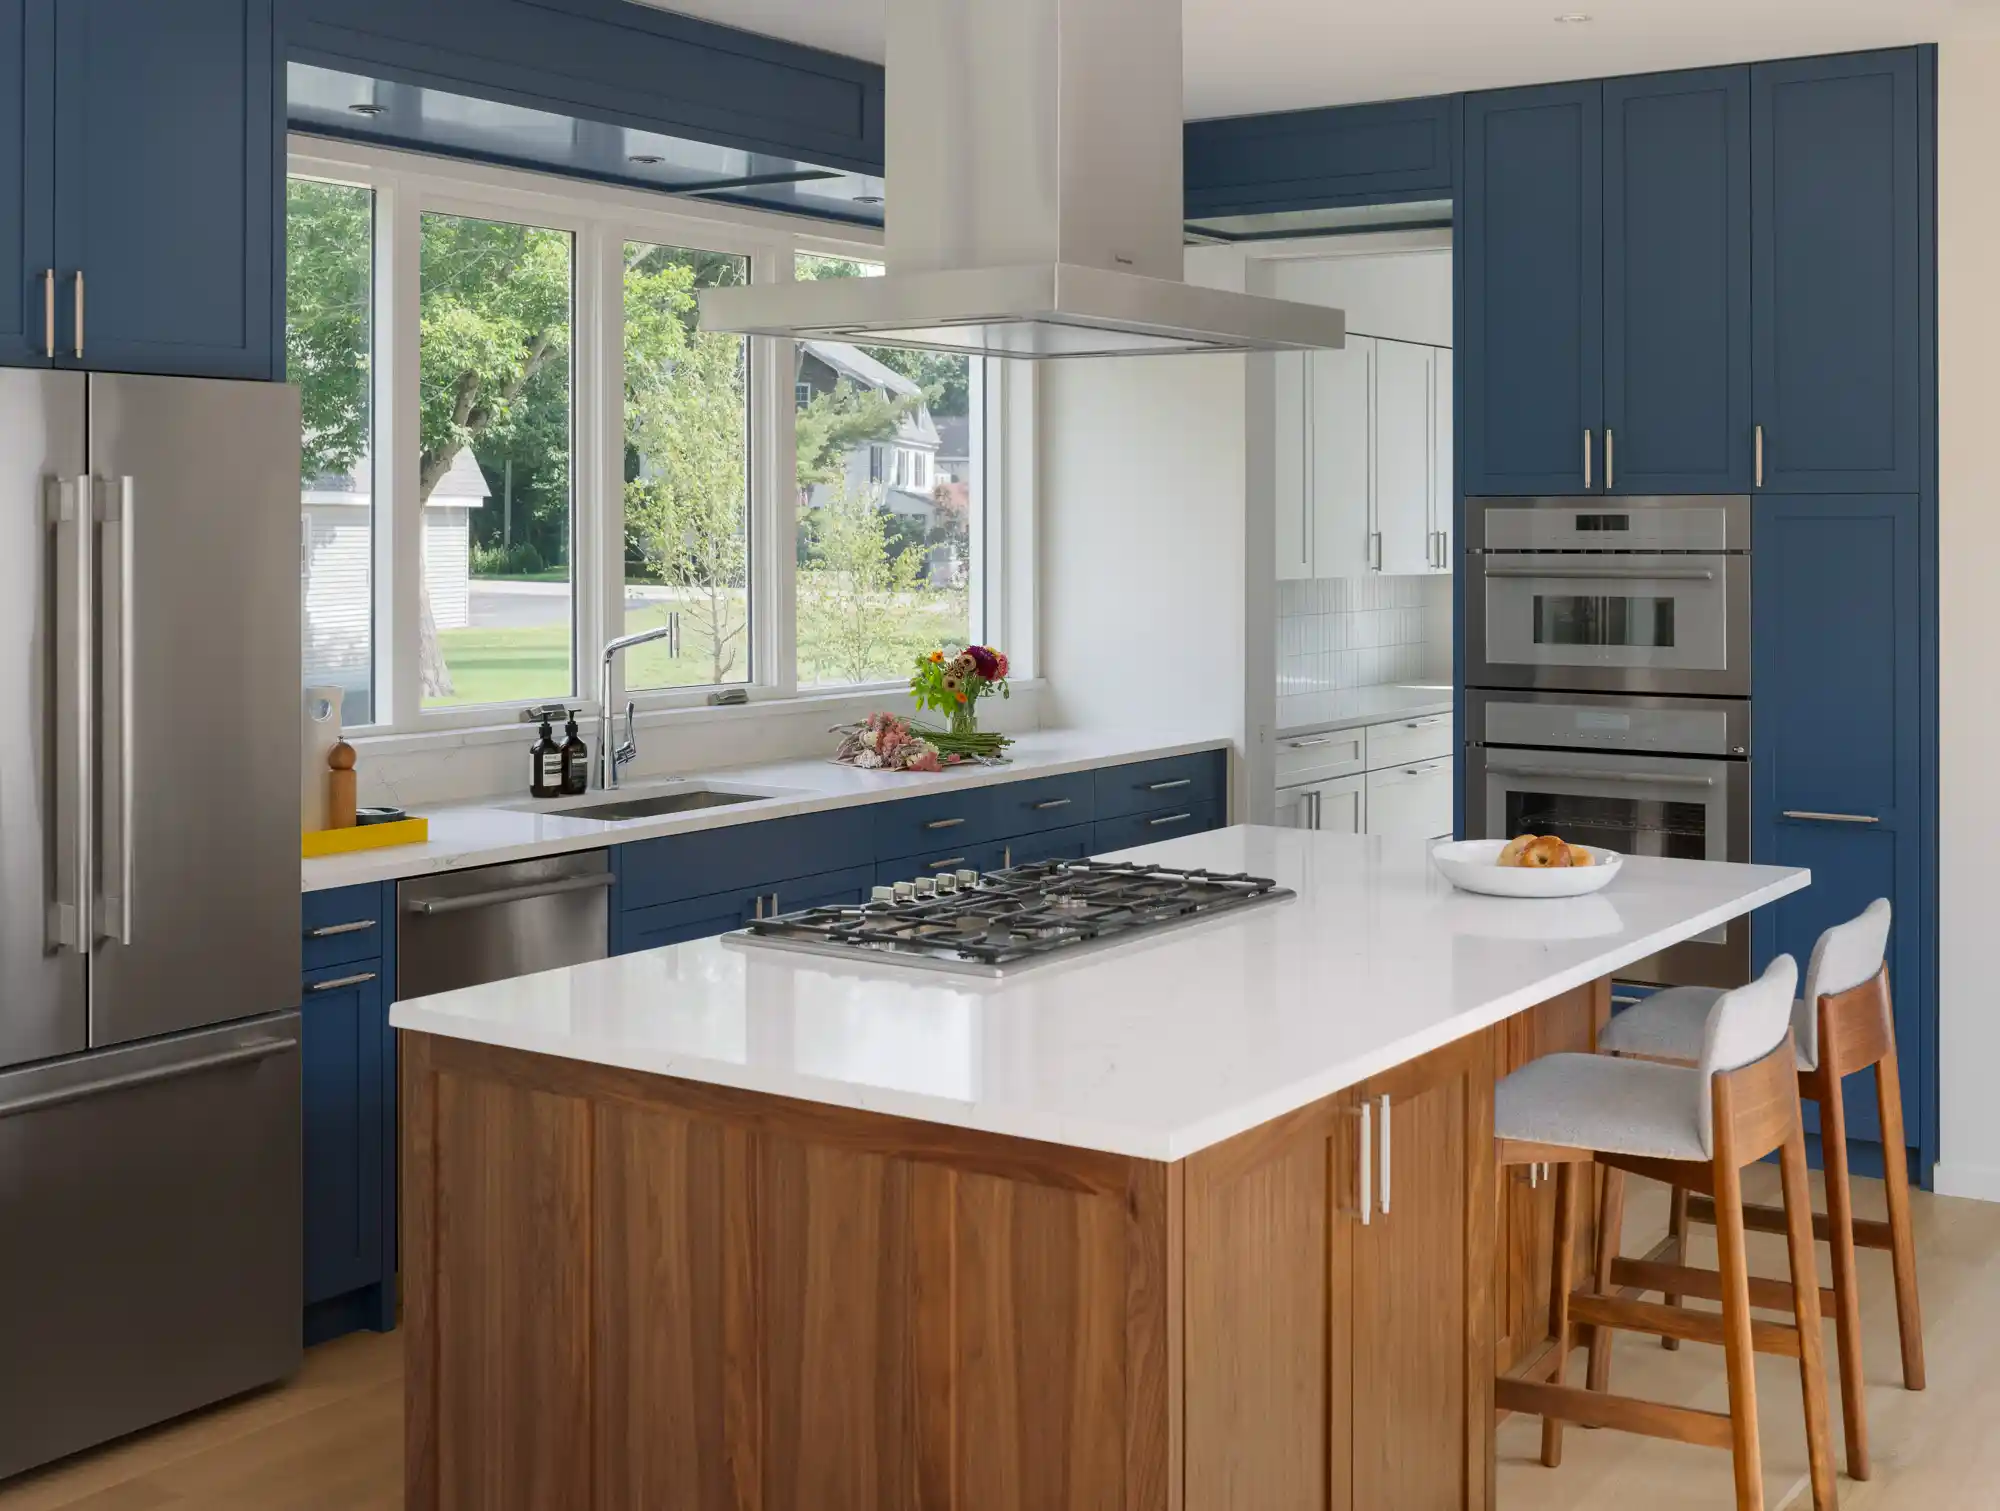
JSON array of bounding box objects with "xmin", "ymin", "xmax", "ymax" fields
[{"xmin": 949, "ymin": 700, "xmax": 979, "ymax": 736}]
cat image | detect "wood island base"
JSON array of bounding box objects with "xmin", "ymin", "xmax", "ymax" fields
[{"xmin": 400, "ymin": 979, "xmax": 1606, "ymax": 1511}]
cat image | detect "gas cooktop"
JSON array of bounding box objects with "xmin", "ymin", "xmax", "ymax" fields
[{"xmin": 729, "ymin": 858, "xmax": 1293, "ymax": 978}]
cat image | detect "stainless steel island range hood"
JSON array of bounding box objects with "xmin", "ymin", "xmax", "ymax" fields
[{"xmin": 697, "ymin": 0, "xmax": 1346, "ymax": 359}]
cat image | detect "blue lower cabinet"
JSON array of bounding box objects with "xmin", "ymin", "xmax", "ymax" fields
[
  {"xmin": 872, "ymin": 785, "xmax": 997, "ymax": 863},
  {"xmin": 998, "ymin": 822, "xmax": 1097, "ymax": 869},
  {"xmin": 987, "ymin": 772, "xmax": 1095, "ymax": 838},
  {"xmin": 302, "ymin": 883, "xmax": 390, "ymax": 973},
  {"xmin": 622, "ymin": 885, "xmax": 765, "ymax": 953},
  {"xmin": 616, "ymin": 807, "xmax": 874, "ymax": 913},
  {"xmin": 877, "ymin": 840, "xmax": 1009, "ymax": 887},
  {"xmin": 1093, "ymin": 801, "xmax": 1223, "ymax": 855},
  {"xmin": 770, "ymin": 864, "xmax": 876, "ymax": 914},
  {"xmin": 300, "ymin": 957, "xmax": 395, "ymax": 1345},
  {"xmin": 1094, "ymin": 751, "xmax": 1227, "ymax": 821}
]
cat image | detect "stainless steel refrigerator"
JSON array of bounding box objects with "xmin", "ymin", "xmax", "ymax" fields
[{"xmin": 0, "ymin": 371, "xmax": 304, "ymax": 1479}]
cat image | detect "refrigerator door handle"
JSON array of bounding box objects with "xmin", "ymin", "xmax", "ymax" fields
[
  {"xmin": 96, "ymin": 477, "xmax": 135, "ymax": 946},
  {"xmin": 0, "ymin": 1035, "xmax": 296, "ymax": 1122},
  {"xmin": 47, "ymin": 475, "xmax": 91, "ymax": 951}
]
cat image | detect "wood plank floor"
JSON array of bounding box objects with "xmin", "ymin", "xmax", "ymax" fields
[{"xmin": 0, "ymin": 1167, "xmax": 1992, "ymax": 1510}]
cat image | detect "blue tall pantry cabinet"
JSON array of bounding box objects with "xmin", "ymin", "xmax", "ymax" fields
[{"xmin": 0, "ymin": 0, "xmax": 277, "ymax": 378}]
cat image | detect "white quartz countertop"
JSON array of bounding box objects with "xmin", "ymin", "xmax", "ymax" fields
[
  {"xmin": 1277, "ymin": 683, "xmax": 1454, "ymax": 739},
  {"xmin": 388, "ymin": 826, "xmax": 1808, "ymax": 1161},
  {"xmin": 301, "ymin": 729, "xmax": 1230, "ymax": 893}
]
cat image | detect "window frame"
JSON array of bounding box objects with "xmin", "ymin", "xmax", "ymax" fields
[{"xmin": 289, "ymin": 135, "xmax": 1024, "ymax": 740}]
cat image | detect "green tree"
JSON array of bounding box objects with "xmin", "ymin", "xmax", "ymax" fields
[
  {"xmin": 794, "ymin": 378, "xmax": 912, "ymax": 500},
  {"xmin": 286, "ymin": 180, "xmax": 372, "ymax": 478},
  {"xmin": 797, "ymin": 480, "xmax": 925, "ymax": 684}
]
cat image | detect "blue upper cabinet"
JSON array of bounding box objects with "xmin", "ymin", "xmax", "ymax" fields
[
  {"xmin": 1460, "ymin": 82, "xmax": 1603, "ymax": 497},
  {"xmin": 0, "ymin": 1, "xmax": 52, "ymax": 367},
  {"xmin": 1751, "ymin": 51, "xmax": 1921, "ymax": 494},
  {"xmin": 50, "ymin": 0, "xmax": 276, "ymax": 378},
  {"xmin": 1602, "ymin": 67, "xmax": 1752, "ymax": 494},
  {"xmin": 1184, "ymin": 96, "xmax": 1457, "ymax": 219}
]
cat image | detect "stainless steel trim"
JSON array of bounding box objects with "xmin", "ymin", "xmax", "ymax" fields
[
  {"xmin": 1379, "ymin": 1094, "xmax": 1392, "ymax": 1216},
  {"xmin": 0, "ymin": 1037, "xmax": 294, "ymax": 1122},
  {"xmin": 1606, "ymin": 428, "xmax": 1615, "ymax": 491},
  {"xmin": 1357, "ymin": 1100, "xmax": 1372, "ymax": 1226},
  {"xmin": 1499, "ymin": 765, "xmax": 1715, "ymax": 788},
  {"xmin": 597, "ymin": 622, "xmax": 674, "ymax": 789},
  {"xmin": 307, "ymin": 919, "xmax": 377, "ymax": 939},
  {"xmin": 306, "ymin": 972, "xmax": 377, "ymax": 993},
  {"xmin": 1480, "ymin": 564, "xmax": 1717, "ymax": 582},
  {"xmin": 1466, "ymin": 687, "xmax": 1753, "ymax": 760},
  {"xmin": 97, "ymin": 476, "xmax": 136, "ymax": 945},
  {"xmin": 404, "ymin": 872, "xmax": 615, "ymax": 916},
  {"xmin": 925, "ymin": 856, "xmax": 968, "ymax": 870},
  {"xmin": 1148, "ymin": 811, "xmax": 1193, "ymax": 826},
  {"xmin": 42, "ymin": 269, "xmax": 53, "ymax": 358},
  {"xmin": 924, "ymin": 816, "xmax": 966, "ymax": 830},
  {"xmin": 1755, "ymin": 424, "xmax": 1765, "ymax": 488},
  {"xmin": 72, "ymin": 270, "xmax": 82, "ymax": 358},
  {"xmin": 1469, "ymin": 493, "xmax": 1753, "ymax": 551},
  {"xmin": 1031, "ymin": 797, "xmax": 1073, "ymax": 810},
  {"xmin": 1583, "ymin": 428, "xmax": 1593, "ymax": 490},
  {"xmin": 1147, "ymin": 778, "xmax": 1193, "ymax": 791},
  {"xmin": 1781, "ymin": 810, "xmax": 1880, "ymax": 825},
  {"xmin": 49, "ymin": 475, "xmax": 91, "ymax": 951}
]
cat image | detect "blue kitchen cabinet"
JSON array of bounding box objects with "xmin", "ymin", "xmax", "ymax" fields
[
  {"xmin": 299, "ymin": 882, "xmax": 396, "ymax": 1345},
  {"xmin": 0, "ymin": 0, "xmax": 51, "ymax": 367},
  {"xmin": 773, "ymin": 864, "xmax": 876, "ymax": 914},
  {"xmin": 1460, "ymin": 81, "xmax": 1602, "ymax": 497},
  {"xmin": 1094, "ymin": 802, "xmax": 1224, "ymax": 855},
  {"xmin": 614, "ymin": 806, "xmax": 874, "ymax": 918},
  {"xmin": 999, "ymin": 822, "xmax": 1096, "ymax": 870},
  {"xmin": 1602, "ymin": 66, "xmax": 1753, "ymax": 494},
  {"xmin": 1751, "ymin": 51, "xmax": 1921, "ymax": 495},
  {"xmin": 877, "ymin": 841, "xmax": 1009, "ymax": 889},
  {"xmin": 1752, "ymin": 495, "xmax": 1926, "ymax": 1159},
  {"xmin": 1184, "ymin": 95, "xmax": 1457, "ymax": 219},
  {"xmin": 50, "ymin": 0, "xmax": 276, "ymax": 378},
  {"xmin": 621, "ymin": 884, "xmax": 767, "ymax": 953},
  {"xmin": 1093, "ymin": 751, "xmax": 1227, "ymax": 820}
]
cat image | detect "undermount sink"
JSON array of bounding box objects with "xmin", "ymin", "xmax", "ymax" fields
[{"xmin": 557, "ymin": 789, "xmax": 768, "ymax": 822}]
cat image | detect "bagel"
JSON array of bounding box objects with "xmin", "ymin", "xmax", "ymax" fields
[
  {"xmin": 1497, "ymin": 834, "xmax": 1536, "ymax": 867},
  {"xmin": 1499, "ymin": 834, "xmax": 1576, "ymax": 868}
]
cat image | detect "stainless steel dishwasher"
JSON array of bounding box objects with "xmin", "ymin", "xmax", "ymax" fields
[{"xmin": 397, "ymin": 851, "xmax": 612, "ymax": 1000}]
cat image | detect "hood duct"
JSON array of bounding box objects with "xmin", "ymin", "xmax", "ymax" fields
[{"xmin": 697, "ymin": 0, "xmax": 1346, "ymax": 359}]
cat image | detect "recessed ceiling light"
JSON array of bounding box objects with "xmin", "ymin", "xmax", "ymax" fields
[
  {"xmin": 855, "ymin": 194, "xmax": 885, "ymax": 206},
  {"xmin": 1554, "ymin": 11, "xmax": 1593, "ymax": 21},
  {"xmin": 347, "ymin": 102, "xmax": 387, "ymax": 117},
  {"xmin": 627, "ymin": 153, "xmax": 664, "ymax": 166}
]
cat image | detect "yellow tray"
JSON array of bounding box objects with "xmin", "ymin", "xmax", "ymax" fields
[{"xmin": 301, "ymin": 817, "xmax": 429, "ymax": 858}]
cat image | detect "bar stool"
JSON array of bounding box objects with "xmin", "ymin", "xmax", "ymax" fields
[
  {"xmin": 1494, "ymin": 956, "xmax": 1837, "ymax": 1511},
  {"xmin": 1599, "ymin": 899, "xmax": 1921, "ymax": 1483}
]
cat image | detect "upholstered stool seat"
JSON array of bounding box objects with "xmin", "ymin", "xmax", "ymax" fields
[{"xmin": 1496, "ymin": 1054, "xmax": 1706, "ymax": 1161}]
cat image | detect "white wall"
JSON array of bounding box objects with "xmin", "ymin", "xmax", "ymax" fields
[
  {"xmin": 1933, "ymin": 39, "xmax": 2000, "ymax": 1200},
  {"xmin": 1266, "ymin": 238, "xmax": 1453, "ymax": 348}
]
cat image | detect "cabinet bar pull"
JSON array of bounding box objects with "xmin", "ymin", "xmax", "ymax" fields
[
  {"xmin": 1146, "ymin": 778, "xmax": 1192, "ymax": 792},
  {"xmin": 1606, "ymin": 428, "xmax": 1616, "ymax": 491},
  {"xmin": 308, "ymin": 919, "xmax": 377, "ymax": 939},
  {"xmin": 923, "ymin": 816, "xmax": 965, "ymax": 830},
  {"xmin": 1501, "ymin": 764, "xmax": 1714, "ymax": 788},
  {"xmin": 1031, "ymin": 798, "xmax": 1072, "ymax": 810},
  {"xmin": 1308, "ymin": 790, "xmax": 1322, "ymax": 829},
  {"xmin": 1288, "ymin": 736, "xmax": 1337, "ymax": 748},
  {"xmin": 1755, "ymin": 424, "xmax": 1765, "ymax": 488},
  {"xmin": 1369, "ymin": 531, "xmax": 1383, "ymax": 571},
  {"xmin": 1584, "ymin": 428, "xmax": 1593, "ymax": 490},
  {"xmin": 925, "ymin": 856, "xmax": 967, "ymax": 870},
  {"xmin": 1481, "ymin": 564, "xmax": 1716, "ymax": 582},
  {"xmin": 406, "ymin": 872, "xmax": 614, "ymax": 915},
  {"xmin": 1379, "ymin": 1094, "xmax": 1392, "ymax": 1216},
  {"xmin": 1404, "ymin": 717, "xmax": 1443, "ymax": 729},
  {"xmin": 1781, "ymin": 810, "xmax": 1879, "ymax": 825},
  {"xmin": 42, "ymin": 269, "xmax": 54, "ymax": 358},
  {"xmin": 73, "ymin": 270, "xmax": 83, "ymax": 359},
  {"xmin": 1357, "ymin": 1101, "xmax": 1372, "ymax": 1227},
  {"xmin": 1148, "ymin": 811, "xmax": 1192, "ymax": 827},
  {"xmin": 309, "ymin": 972, "xmax": 377, "ymax": 993}
]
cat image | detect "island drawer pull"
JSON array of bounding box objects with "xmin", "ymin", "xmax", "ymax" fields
[
  {"xmin": 309, "ymin": 972, "xmax": 377, "ymax": 993},
  {"xmin": 1148, "ymin": 812, "xmax": 1192, "ymax": 827},
  {"xmin": 1146, "ymin": 778, "xmax": 1193, "ymax": 791},
  {"xmin": 1379, "ymin": 1095, "xmax": 1392, "ymax": 1217},
  {"xmin": 1031, "ymin": 798, "xmax": 1073, "ymax": 810},
  {"xmin": 925, "ymin": 856, "xmax": 967, "ymax": 870},
  {"xmin": 308, "ymin": 918, "xmax": 377, "ymax": 939},
  {"xmin": 1782, "ymin": 810, "xmax": 1879, "ymax": 825},
  {"xmin": 923, "ymin": 816, "xmax": 966, "ymax": 830}
]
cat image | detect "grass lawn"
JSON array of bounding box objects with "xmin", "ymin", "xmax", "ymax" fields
[{"xmin": 427, "ymin": 588, "xmax": 971, "ymax": 709}]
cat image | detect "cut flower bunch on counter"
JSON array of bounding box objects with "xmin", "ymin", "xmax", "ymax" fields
[{"xmin": 830, "ymin": 645, "xmax": 1015, "ymax": 772}]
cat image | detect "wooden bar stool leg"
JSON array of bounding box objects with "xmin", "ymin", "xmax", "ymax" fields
[
  {"xmin": 1662, "ymin": 1183, "xmax": 1689, "ymax": 1351},
  {"xmin": 1815, "ymin": 1072, "xmax": 1871, "ymax": 1481},
  {"xmin": 1874, "ymin": 1040, "xmax": 1927, "ymax": 1391},
  {"xmin": 1586, "ymin": 1163, "xmax": 1626, "ymax": 1398},
  {"xmin": 1711, "ymin": 1146, "xmax": 1766, "ymax": 1511},
  {"xmin": 1542, "ymin": 1159, "xmax": 1580, "ymax": 1468},
  {"xmin": 1780, "ymin": 1123, "xmax": 1839, "ymax": 1511}
]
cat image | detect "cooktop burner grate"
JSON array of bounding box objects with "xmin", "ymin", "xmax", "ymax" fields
[{"xmin": 730, "ymin": 859, "xmax": 1293, "ymax": 977}]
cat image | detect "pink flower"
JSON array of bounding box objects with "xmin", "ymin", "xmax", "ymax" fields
[
  {"xmin": 991, "ymin": 651, "xmax": 1009, "ymax": 680},
  {"xmin": 905, "ymin": 748, "xmax": 943, "ymax": 773}
]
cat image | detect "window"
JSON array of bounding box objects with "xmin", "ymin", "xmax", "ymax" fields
[
  {"xmin": 284, "ymin": 140, "xmax": 1008, "ymax": 740},
  {"xmin": 419, "ymin": 212, "xmax": 575, "ymax": 709},
  {"xmin": 794, "ymin": 253, "xmax": 978, "ymax": 689},
  {"xmin": 289, "ymin": 178, "xmax": 376, "ymax": 725},
  {"xmin": 621, "ymin": 240, "xmax": 752, "ymax": 689}
]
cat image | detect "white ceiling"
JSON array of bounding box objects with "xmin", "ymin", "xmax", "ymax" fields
[{"xmin": 639, "ymin": 0, "xmax": 2000, "ymax": 120}]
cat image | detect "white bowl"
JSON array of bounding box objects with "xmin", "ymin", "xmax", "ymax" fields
[{"xmin": 1431, "ymin": 839, "xmax": 1622, "ymax": 899}]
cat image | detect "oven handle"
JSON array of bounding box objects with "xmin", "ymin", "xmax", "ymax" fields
[
  {"xmin": 1480, "ymin": 564, "xmax": 1718, "ymax": 582},
  {"xmin": 1494, "ymin": 764, "xmax": 1716, "ymax": 789}
]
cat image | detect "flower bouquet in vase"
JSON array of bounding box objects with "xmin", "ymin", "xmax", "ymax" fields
[{"xmin": 910, "ymin": 645, "xmax": 1012, "ymax": 761}]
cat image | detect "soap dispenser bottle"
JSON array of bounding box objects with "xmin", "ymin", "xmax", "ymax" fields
[
  {"xmin": 530, "ymin": 715, "xmax": 563, "ymax": 799},
  {"xmin": 560, "ymin": 712, "xmax": 589, "ymax": 795}
]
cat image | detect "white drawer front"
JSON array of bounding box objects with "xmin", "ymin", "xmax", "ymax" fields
[
  {"xmin": 1278, "ymin": 773, "xmax": 1366, "ymax": 834},
  {"xmin": 1365, "ymin": 759, "xmax": 1453, "ymax": 840},
  {"xmin": 1365, "ymin": 713, "xmax": 1454, "ymax": 771},
  {"xmin": 1275, "ymin": 730, "xmax": 1367, "ymax": 786}
]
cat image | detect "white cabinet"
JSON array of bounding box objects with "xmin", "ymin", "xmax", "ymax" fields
[
  {"xmin": 1374, "ymin": 339, "xmax": 1434, "ymax": 576},
  {"xmin": 1277, "ymin": 773, "xmax": 1365, "ymax": 834},
  {"xmin": 1274, "ymin": 352, "xmax": 1312, "ymax": 581},
  {"xmin": 1363, "ymin": 712, "xmax": 1453, "ymax": 771},
  {"xmin": 1310, "ymin": 338, "xmax": 1376, "ymax": 580},
  {"xmin": 1366, "ymin": 759, "xmax": 1454, "ymax": 841},
  {"xmin": 1430, "ymin": 347, "xmax": 1454, "ymax": 573},
  {"xmin": 1275, "ymin": 713, "xmax": 1457, "ymax": 841}
]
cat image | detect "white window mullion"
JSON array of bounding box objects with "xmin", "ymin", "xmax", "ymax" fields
[
  {"xmin": 587, "ymin": 226, "xmax": 626, "ymax": 718},
  {"xmin": 377, "ymin": 170, "xmax": 424, "ymax": 729},
  {"xmin": 752, "ymin": 241, "xmax": 798, "ymax": 697}
]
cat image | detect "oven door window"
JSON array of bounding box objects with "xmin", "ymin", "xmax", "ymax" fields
[
  {"xmin": 1481, "ymin": 555, "xmax": 1732, "ymax": 675},
  {"xmin": 1501, "ymin": 787, "xmax": 1710, "ymax": 861},
  {"xmin": 1533, "ymin": 594, "xmax": 1675, "ymax": 649}
]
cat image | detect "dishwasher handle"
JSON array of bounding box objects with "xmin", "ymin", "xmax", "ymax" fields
[{"xmin": 405, "ymin": 871, "xmax": 615, "ymax": 917}]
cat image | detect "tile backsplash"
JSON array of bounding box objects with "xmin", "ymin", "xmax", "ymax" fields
[{"xmin": 1276, "ymin": 575, "xmax": 1452, "ymax": 695}]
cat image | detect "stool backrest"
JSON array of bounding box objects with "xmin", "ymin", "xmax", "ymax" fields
[
  {"xmin": 1799, "ymin": 898, "xmax": 1893, "ymax": 1065},
  {"xmin": 1697, "ymin": 954, "xmax": 1799, "ymax": 1156}
]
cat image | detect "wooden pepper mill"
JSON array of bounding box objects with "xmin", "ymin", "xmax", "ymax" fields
[{"xmin": 327, "ymin": 740, "xmax": 358, "ymax": 829}]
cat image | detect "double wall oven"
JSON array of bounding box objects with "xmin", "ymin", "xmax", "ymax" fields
[{"xmin": 1466, "ymin": 496, "xmax": 1753, "ymax": 988}]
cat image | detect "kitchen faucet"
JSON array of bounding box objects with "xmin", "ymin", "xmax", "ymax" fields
[{"xmin": 597, "ymin": 613, "xmax": 679, "ymax": 790}]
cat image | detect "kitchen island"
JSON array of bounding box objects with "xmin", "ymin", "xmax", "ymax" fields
[{"xmin": 391, "ymin": 827, "xmax": 1806, "ymax": 1511}]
